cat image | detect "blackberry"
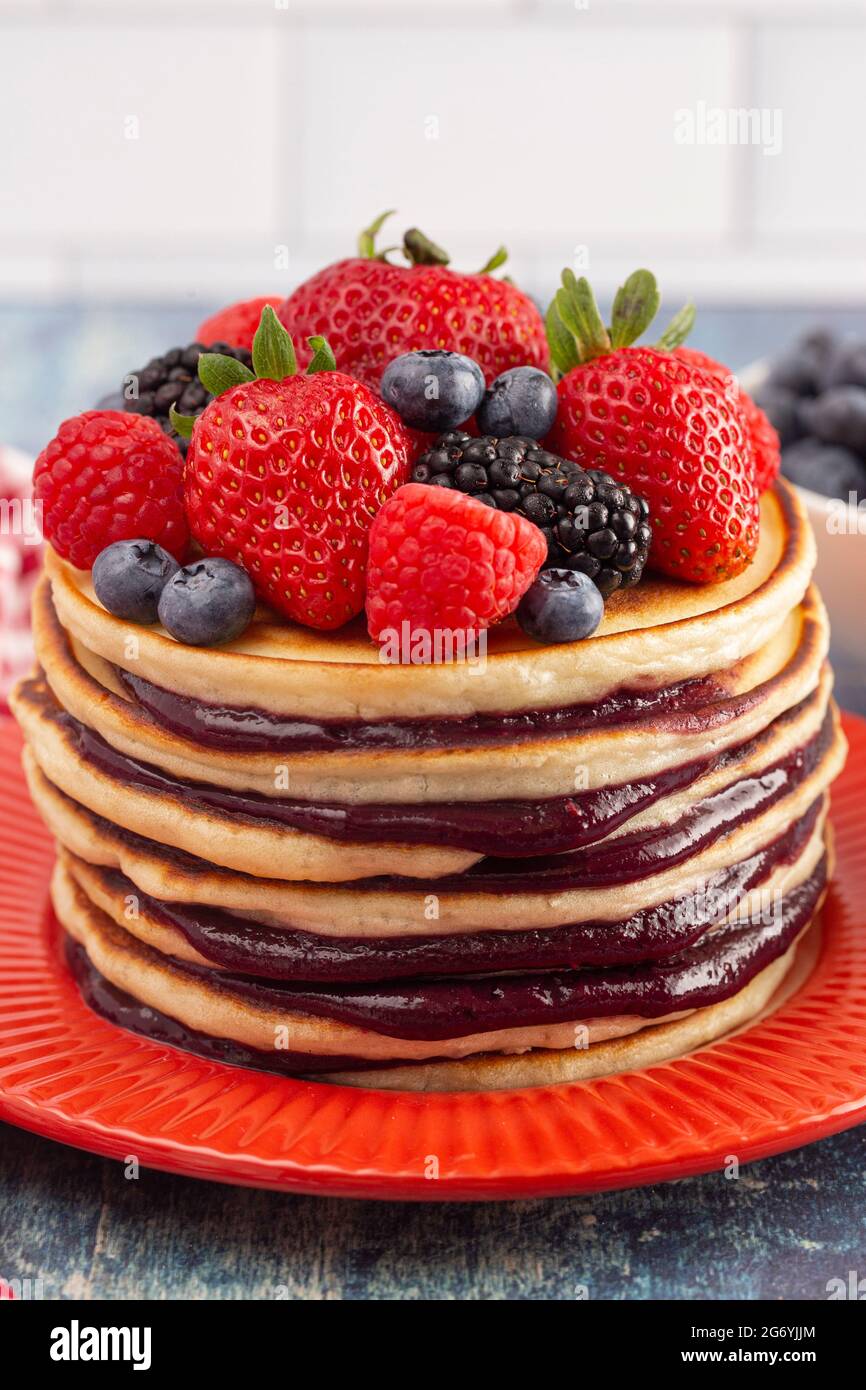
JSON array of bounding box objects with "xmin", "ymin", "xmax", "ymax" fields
[
  {"xmin": 412, "ymin": 432, "xmax": 652, "ymax": 598},
  {"xmin": 122, "ymin": 342, "xmax": 253, "ymax": 455}
]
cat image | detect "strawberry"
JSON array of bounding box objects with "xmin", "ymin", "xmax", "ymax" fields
[
  {"xmin": 276, "ymin": 212, "xmax": 549, "ymax": 391},
  {"xmin": 196, "ymin": 296, "xmax": 283, "ymax": 351},
  {"xmin": 175, "ymin": 308, "xmax": 411, "ymax": 631},
  {"xmin": 545, "ymin": 270, "xmax": 760, "ymax": 583},
  {"xmin": 366, "ymin": 483, "xmax": 547, "ymax": 653},
  {"xmin": 675, "ymin": 345, "xmax": 781, "ymax": 494}
]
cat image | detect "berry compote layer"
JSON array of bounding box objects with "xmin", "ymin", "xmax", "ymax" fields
[
  {"xmin": 117, "ymin": 664, "xmax": 739, "ymax": 753},
  {"xmin": 100, "ymin": 798, "xmax": 821, "ymax": 982},
  {"xmin": 59, "ymin": 700, "xmax": 834, "ymax": 884},
  {"xmin": 67, "ymin": 858, "xmax": 824, "ymax": 1055},
  {"xmin": 57, "ymin": 692, "xmax": 829, "ymax": 861}
]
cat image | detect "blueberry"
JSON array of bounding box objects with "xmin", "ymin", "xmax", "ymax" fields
[
  {"xmin": 92, "ymin": 539, "xmax": 180, "ymax": 624},
  {"xmin": 157, "ymin": 557, "xmax": 256, "ymax": 646},
  {"xmin": 799, "ymin": 387, "xmax": 866, "ymax": 458},
  {"xmin": 752, "ymin": 385, "xmax": 802, "ymax": 448},
  {"xmin": 380, "ymin": 350, "xmax": 485, "ymax": 431},
  {"xmin": 793, "ymin": 327, "xmax": 836, "ymax": 379},
  {"xmin": 826, "ymin": 339, "xmax": 866, "ymax": 391},
  {"xmin": 516, "ymin": 568, "xmax": 604, "ymax": 644},
  {"xmin": 477, "ymin": 367, "xmax": 558, "ymax": 439},
  {"xmin": 767, "ymin": 332, "xmax": 834, "ymax": 397},
  {"xmin": 782, "ymin": 438, "xmax": 866, "ymax": 503}
]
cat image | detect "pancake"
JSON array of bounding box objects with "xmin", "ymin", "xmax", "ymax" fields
[
  {"xmin": 12, "ymin": 471, "xmax": 848, "ymax": 1091},
  {"xmin": 23, "ymin": 728, "xmax": 843, "ymax": 933},
  {"xmin": 32, "ymin": 570, "xmax": 830, "ymax": 803},
  {"xmin": 52, "ymin": 853, "xmax": 827, "ymax": 1088},
  {"xmin": 12, "ymin": 657, "xmax": 836, "ymax": 880},
  {"xmin": 328, "ymin": 924, "xmax": 822, "ymax": 1091},
  {"xmin": 44, "ymin": 483, "xmax": 814, "ymax": 720},
  {"xmin": 59, "ymin": 807, "xmax": 828, "ymax": 978}
]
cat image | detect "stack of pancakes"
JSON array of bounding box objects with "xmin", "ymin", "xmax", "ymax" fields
[{"xmin": 12, "ymin": 482, "xmax": 846, "ymax": 1090}]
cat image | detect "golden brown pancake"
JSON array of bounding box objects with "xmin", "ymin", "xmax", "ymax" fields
[
  {"xmin": 32, "ymin": 570, "xmax": 830, "ymax": 803},
  {"xmin": 12, "ymin": 477, "xmax": 847, "ymax": 1091},
  {"xmin": 23, "ymin": 726, "xmax": 843, "ymax": 932},
  {"xmin": 44, "ymin": 483, "xmax": 815, "ymax": 719},
  {"xmin": 14, "ymin": 665, "xmax": 839, "ymax": 890},
  {"xmin": 52, "ymin": 856, "xmax": 826, "ymax": 1091}
]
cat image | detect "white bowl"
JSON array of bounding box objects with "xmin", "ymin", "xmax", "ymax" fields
[{"xmin": 740, "ymin": 361, "xmax": 866, "ymax": 711}]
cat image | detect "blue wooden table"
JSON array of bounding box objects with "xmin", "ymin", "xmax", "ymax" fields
[
  {"xmin": 1, "ymin": 304, "xmax": 865, "ymax": 1301},
  {"xmin": 2, "ymin": 1120, "xmax": 864, "ymax": 1300}
]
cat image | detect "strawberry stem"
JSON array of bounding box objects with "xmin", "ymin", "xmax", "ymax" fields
[
  {"xmin": 358, "ymin": 213, "xmax": 510, "ymax": 276},
  {"xmin": 252, "ymin": 305, "xmax": 297, "ymax": 381},
  {"xmin": 545, "ymin": 266, "xmax": 696, "ymax": 370},
  {"xmin": 546, "ymin": 300, "xmax": 581, "ymax": 379},
  {"xmin": 196, "ymin": 307, "xmax": 337, "ymax": 397},
  {"xmin": 556, "ymin": 270, "xmax": 611, "ymax": 361},
  {"xmin": 358, "ymin": 210, "xmax": 397, "ymax": 259},
  {"xmin": 402, "ymin": 228, "xmax": 450, "ymax": 266},
  {"xmin": 655, "ymin": 301, "xmax": 697, "ymax": 351},
  {"xmin": 477, "ymin": 246, "xmax": 508, "ymax": 276},
  {"xmin": 197, "ymin": 353, "xmax": 256, "ymax": 398},
  {"xmin": 610, "ymin": 270, "xmax": 660, "ymax": 349},
  {"xmin": 306, "ymin": 336, "xmax": 337, "ymax": 374},
  {"xmin": 169, "ymin": 403, "xmax": 196, "ymax": 441}
]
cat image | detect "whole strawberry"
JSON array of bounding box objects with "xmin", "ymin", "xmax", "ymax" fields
[
  {"xmin": 675, "ymin": 345, "xmax": 781, "ymax": 494},
  {"xmin": 196, "ymin": 295, "xmax": 283, "ymax": 351},
  {"xmin": 366, "ymin": 483, "xmax": 547, "ymax": 653},
  {"xmin": 176, "ymin": 308, "xmax": 411, "ymax": 630},
  {"xmin": 545, "ymin": 271, "xmax": 760, "ymax": 583},
  {"xmin": 276, "ymin": 213, "xmax": 549, "ymax": 390},
  {"xmin": 33, "ymin": 411, "xmax": 189, "ymax": 569}
]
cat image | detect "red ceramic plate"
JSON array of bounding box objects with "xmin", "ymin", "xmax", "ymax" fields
[{"xmin": 1, "ymin": 714, "xmax": 865, "ymax": 1201}]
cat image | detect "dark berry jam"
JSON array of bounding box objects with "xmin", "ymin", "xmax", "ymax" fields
[
  {"xmin": 65, "ymin": 940, "xmax": 384, "ymax": 1075},
  {"xmin": 118, "ymin": 664, "xmax": 754, "ymax": 754},
  {"xmin": 108, "ymin": 798, "xmax": 821, "ymax": 982},
  {"xmin": 67, "ymin": 857, "xmax": 824, "ymax": 1052},
  {"xmin": 57, "ymin": 690, "xmax": 824, "ymax": 861}
]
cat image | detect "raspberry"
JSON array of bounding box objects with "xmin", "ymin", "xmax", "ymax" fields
[
  {"xmin": 196, "ymin": 296, "xmax": 282, "ymax": 351},
  {"xmin": 365, "ymin": 482, "xmax": 547, "ymax": 649},
  {"xmin": 33, "ymin": 411, "xmax": 189, "ymax": 570}
]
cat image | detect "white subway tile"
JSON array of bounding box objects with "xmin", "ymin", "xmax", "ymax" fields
[
  {"xmin": 754, "ymin": 23, "xmax": 866, "ymax": 241},
  {"xmin": 299, "ymin": 21, "xmax": 740, "ymax": 256},
  {"xmin": 0, "ymin": 22, "xmax": 287, "ymax": 245}
]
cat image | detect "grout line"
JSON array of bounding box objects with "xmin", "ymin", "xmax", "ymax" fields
[
  {"xmin": 4, "ymin": 4, "xmax": 866, "ymax": 33},
  {"xmin": 728, "ymin": 16, "xmax": 758, "ymax": 256}
]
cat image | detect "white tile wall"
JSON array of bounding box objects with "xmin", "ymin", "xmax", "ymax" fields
[
  {"xmin": 0, "ymin": 0, "xmax": 865, "ymax": 304},
  {"xmin": 754, "ymin": 23, "xmax": 866, "ymax": 242},
  {"xmin": 0, "ymin": 23, "xmax": 283, "ymax": 242},
  {"xmin": 300, "ymin": 21, "xmax": 738, "ymax": 251}
]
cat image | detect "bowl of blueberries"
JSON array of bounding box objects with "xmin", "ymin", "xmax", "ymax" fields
[{"xmin": 742, "ymin": 329, "xmax": 866, "ymax": 712}]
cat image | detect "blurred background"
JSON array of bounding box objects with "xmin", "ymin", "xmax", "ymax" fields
[
  {"xmin": 1, "ymin": 0, "xmax": 865, "ymax": 698},
  {"xmin": 4, "ymin": 0, "xmax": 866, "ymax": 444}
]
